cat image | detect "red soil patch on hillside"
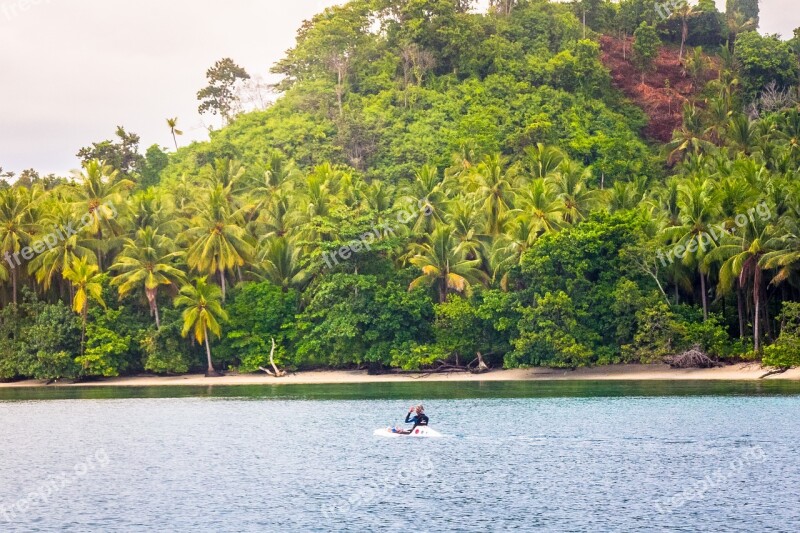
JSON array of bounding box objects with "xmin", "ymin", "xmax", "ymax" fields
[{"xmin": 599, "ymin": 35, "xmax": 717, "ymax": 142}]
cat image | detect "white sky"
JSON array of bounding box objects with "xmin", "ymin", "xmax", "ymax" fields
[{"xmin": 0, "ymin": 0, "xmax": 797, "ymax": 176}]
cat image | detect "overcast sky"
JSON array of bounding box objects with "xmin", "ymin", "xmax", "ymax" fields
[{"xmin": 0, "ymin": 0, "xmax": 797, "ymax": 176}]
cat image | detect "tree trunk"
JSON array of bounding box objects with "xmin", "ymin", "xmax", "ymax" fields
[
  {"xmin": 153, "ymin": 300, "xmax": 161, "ymax": 329},
  {"xmin": 754, "ymin": 267, "xmax": 762, "ymax": 352},
  {"xmin": 582, "ymin": 10, "xmax": 586, "ymax": 39},
  {"xmin": 204, "ymin": 325, "xmax": 218, "ymax": 376},
  {"xmin": 680, "ymin": 20, "xmax": 688, "ymax": 61},
  {"xmin": 622, "ymin": 33, "xmax": 627, "ymax": 61},
  {"xmin": 336, "ymin": 64, "xmax": 344, "ymax": 118},
  {"xmin": 146, "ymin": 287, "xmax": 160, "ymax": 329},
  {"xmin": 475, "ymin": 351, "xmax": 489, "ymax": 373},
  {"xmin": 172, "ymin": 132, "xmax": 179, "ymax": 151},
  {"xmin": 80, "ymin": 307, "xmax": 88, "ymax": 356},
  {"xmin": 11, "ymin": 267, "xmax": 17, "ymax": 306},
  {"xmin": 219, "ymin": 269, "xmax": 226, "ymax": 302},
  {"xmin": 737, "ymin": 283, "xmax": 745, "ymax": 339},
  {"xmin": 700, "ymin": 272, "xmax": 708, "ymax": 321}
]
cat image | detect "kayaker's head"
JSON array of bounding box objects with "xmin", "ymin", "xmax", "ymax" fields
[{"xmin": 416, "ymin": 404, "xmax": 424, "ymax": 414}]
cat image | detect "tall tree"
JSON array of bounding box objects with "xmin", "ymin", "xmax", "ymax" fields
[
  {"xmin": 62, "ymin": 256, "xmax": 106, "ymax": 355},
  {"xmin": 175, "ymin": 277, "xmax": 228, "ymax": 377},
  {"xmin": 183, "ymin": 185, "xmax": 253, "ymax": 301},
  {"xmin": 197, "ymin": 58, "xmax": 251, "ymax": 126},
  {"xmin": 671, "ymin": 2, "xmax": 697, "ymax": 61},
  {"xmin": 472, "ymin": 154, "xmax": 516, "ymax": 236},
  {"xmin": 408, "ymin": 226, "xmax": 487, "ymax": 303},
  {"xmin": 111, "ymin": 228, "xmax": 187, "ymax": 328},
  {"xmin": 632, "ymin": 22, "xmax": 661, "ymax": 84},
  {"xmin": 71, "ymin": 159, "xmax": 133, "ymax": 268},
  {"xmin": 726, "ymin": 0, "xmax": 759, "ymax": 29},
  {"xmin": 166, "ymin": 117, "xmax": 183, "ymax": 150},
  {"xmin": 77, "ymin": 127, "xmax": 145, "ymax": 177},
  {"xmin": 0, "ymin": 187, "xmax": 37, "ymax": 305}
]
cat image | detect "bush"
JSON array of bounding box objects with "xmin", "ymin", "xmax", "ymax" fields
[
  {"xmin": 763, "ymin": 303, "xmax": 800, "ymax": 368},
  {"xmin": 218, "ymin": 281, "xmax": 299, "ymax": 372},
  {"xmin": 140, "ymin": 308, "xmax": 196, "ymax": 374},
  {"xmin": 0, "ymin": 292, "xmax": 82, "ymax": 380},
  {"xmin": 508, "ymin": 291, "xmax": 597, "ymax": 368},
  {"xmin": 390, "ymin": 342, "xmax": 444, "ymax": 371}
]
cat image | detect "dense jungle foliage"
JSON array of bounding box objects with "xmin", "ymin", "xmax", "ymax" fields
[{"xmin": 3, "ymin": 0, "xmax": 800, "ymax": 379}]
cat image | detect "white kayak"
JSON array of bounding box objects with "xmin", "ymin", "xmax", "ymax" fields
[{"xmin": 374, "ymin": 426, "xmax": 443, "ymax": 438}]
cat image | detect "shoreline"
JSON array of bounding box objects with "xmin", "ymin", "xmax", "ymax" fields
[{"xmin": 1, "ymin": 364, "xmax": 799, "ymax": 388}]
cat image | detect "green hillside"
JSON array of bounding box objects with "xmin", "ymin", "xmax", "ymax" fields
[{"xmin": 2, "ymin": 0, "xmax": 800, "ymax": 380}]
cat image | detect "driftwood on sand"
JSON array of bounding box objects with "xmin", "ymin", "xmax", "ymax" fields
[
  {"xmin": 259, "ymin": 338, "xmax": 287, "ymax": 377},
  {"xmin": 408, "ymin": 351, "xmax": 490, "ymax": 378},
  {"xmin": 664, "ymin": 346, "xmax": 720, "ymax": 369}
]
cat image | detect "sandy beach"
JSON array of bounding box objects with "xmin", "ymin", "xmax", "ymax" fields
[{"xmin": 1, "ymin": 363, "xmax": 798, "ymax": 388}]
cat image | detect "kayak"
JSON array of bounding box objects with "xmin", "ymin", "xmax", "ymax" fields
[{"xmin": 373, "ymin": 426, "xmax": 443, "ymax": 438}]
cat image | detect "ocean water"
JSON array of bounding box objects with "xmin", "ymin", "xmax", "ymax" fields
[{"xmin": 1, "ymin": 381, "xmax": 799, "ymax": 532}]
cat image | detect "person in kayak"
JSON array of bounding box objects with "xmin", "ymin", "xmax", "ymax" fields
[{"xmin": 394, "ymin": 405, "xmax": 429, "ymax": 434}]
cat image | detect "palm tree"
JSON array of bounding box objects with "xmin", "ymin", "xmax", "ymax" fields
[
  {"xmin": 363, "ymin": 181, "xmax": 395, "ymax": 214},
  {"xmin": 708, "ymin": 217, "xmax": 778, "ymax": 351},
  {"xmin": 254, "ymin": 190, "xmax": 293, "ymax": 239},
  {"xmin": 515, "ymin": 178, "xmax": 563, "ymax": 234},
  {"xmin": 184, "ymin": 185, "xmax": 253, "ymax": 301},
  {"xmin": 111, "ymin": 227, "xmax": 187, "ymax": 328},
  {"xmin": 524, "ymin": 144, "xmax": 565, "ymax": 180},
  {"xmin": 775, "ymin": 109, "xmax": 800, "ymax": 164},
  {"xmin": 471, "ymin": 154, "xmax": 516, "ymax": 236},
  {"xmin": 70, "ymin": 159, "xmax": 133, "ymax": 268},
  {"xmin": 547, "ymin": 160, "xmax": 599, "ymax": 224},
  {"xmin": 408, "ymin": 226, "xmax": 487, "ymax": 303},
  {"xmin": 28, "ymin": 202, "xmax": 97, "ymax": 294},
  {"xmin": 0, "ymin": 187, "xmax": 37, "ymax": 305},
  {"xmin": 205, "ymin": 158, "xmax": 247, "ymax": 206},
  {"xmin": 725, "ymin": 11, "xmax": 756, "ymax": 52},
  {"xmin": 607, "ymin": 180, "xmax": 647, "ymax": 212},
  {"xmin": 662, "ymin": 178, "xmax": 720, "ymax": 320},
  {"xmin": 255, "ymin": 236, "xmax": 309, "ymax": 290},
  {"xmin": 762, "ymin": 216, "xmax": 800, "ymax": 293},
  {"xmin": 444, "ymin": 197, "xmax": 488, "ymax": 266},
  {"xmin": 166, "ymin": 117, "xmax": 183, "ymax": 150},
  {"xmin": 62, "ymin": 256, "xmax": 106, "ymax": 355},
  {"xmin": 246, "ymin": 152, "xmax": 300, "ymax": 217},
  {"xmin": 175, "ymin": 277, "xmax": 228, "ymax": 377},
  {"xmin": 703, "ymin": 96, "xmax": 731, "ymax": 146},
  {"xmin": 127, "ymin": 188, "xmax": 181, "ymax": 236},
  {"xmin": 445, "ymin": 142, "xmax": 481, "ymax": 180},
  {"xmin": 403, "ymin": 164, "xmax": 448, "ymax": 234},
  {"xmin": 671, "ymin": 2, "xmax": 696, "ymax": 61},
  {"xmin": 727, "ymin": 114, "xmax": 760, "ymax": 156},
  {"xmin": 666, "ymin": 103, "xmax": 715, "ymax": 164}
]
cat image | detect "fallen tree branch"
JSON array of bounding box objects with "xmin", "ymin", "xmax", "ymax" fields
[
  {"xmin": 470, "ymin": 351, "xmax": 489, "ymax": 374},
  {"xmin": 760, "ymin": 367, "xmax": 790, "ymax": 379},
  {"xmin": 664, "ymin": 345, "xmax": 720, "ymax": 369},
  {"xmin": 259, "ymin": 338, "xmax": 286, "ymax": 377}
]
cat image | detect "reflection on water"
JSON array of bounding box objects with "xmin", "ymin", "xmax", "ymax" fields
[
  {"xmin": 1, "ymin": 383, "xmax": 799, "ymax": 532},
  {"xmin": 3, "ymin": 379, "xmax": 800, "ymax": 401}
]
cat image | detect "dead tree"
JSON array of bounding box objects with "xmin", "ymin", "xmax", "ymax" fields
[{"xmin": 259, "ymin": 338, "xmax": 287, "ymax": 377}]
